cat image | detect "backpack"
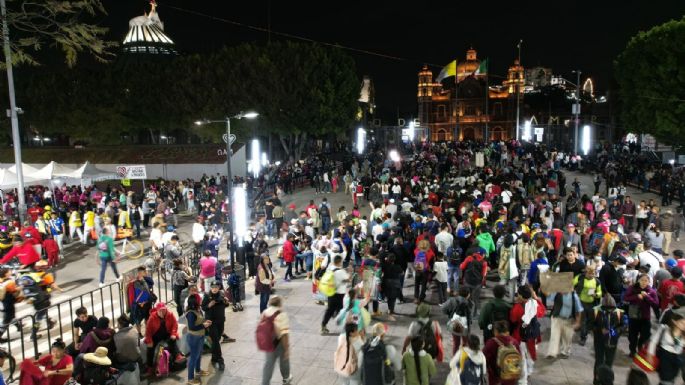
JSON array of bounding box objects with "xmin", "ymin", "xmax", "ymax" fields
[
  {"xmin": 255, "ymin": 310, "xmax": 280, "ymax": 352},
  {"xmin": 414, "ymin": 251, "xmax": 427, "ymax": 272},
  {"xmin": 80, "ymin": 361, "xmax": 112, "ymax": 385},
  {"xmin": 418, "ymin": 320, "xmax": 438, "ymax": 358},
  {"xmin": 459, "ymin": 349, "xmax": 485, "ymax": 385},
  {"xmin": 494, "ymin": 338, "xmax": 522, "ymax": 381},
  {"xmin": 361, "ymin": 340, "xmax": 394, "ymax": 385},
  {"xmin": 98, "ymin": 239, "xmax": 109, "ymax": 252},
  {"xmin": 334, "ymin": 337, "xmax": 358, "ymax": 377},
  {"xmin": 320, "ymin": 204, "xmax": 330, "ymax": 218},
  {"xmin": 464, "ymin": 257, "xmax": 484, "ymax": 286},
  {"xmin": 171, "ymin": 270, "xmax": 188, "ymax": 288},
  {"xmin": 447, "ymin": 246, "xmax": 462, "ymax": 266},
  {"xmin": 228, "ymin": 273, "xmax": 240, "ymax": 288},
  {"xmin": 155, "ymin": 344, "xmax": 170, "ymax": 377},
  {"xmin": 318, "ymin": 268, "xmax": 339, "ymax": 297}
]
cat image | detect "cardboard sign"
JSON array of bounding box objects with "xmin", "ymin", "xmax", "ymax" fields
[
  {"xmin": 116, "ymin": 165, "xmax": 147, "ymax": 180},
  {"xmin": 540, "ymin": 271, "xmax": 574, "ymax": 294}
]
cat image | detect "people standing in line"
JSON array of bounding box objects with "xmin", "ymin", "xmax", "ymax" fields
[{"xmin": 260, "ymin": 296, "xmax": 292, "ymax": 385}]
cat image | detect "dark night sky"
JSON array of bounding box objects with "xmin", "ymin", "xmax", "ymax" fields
[{"xmin": 101, "ymin": 0, "xmax": 685, "ymax": 121}]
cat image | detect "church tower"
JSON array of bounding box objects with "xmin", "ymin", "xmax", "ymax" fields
[{"xmin": 418, "ymin": 65, "xmax": 434, "ymax": 126}]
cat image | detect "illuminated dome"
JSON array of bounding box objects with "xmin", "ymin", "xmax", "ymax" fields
[
  {"xmin": 457, "ymin": 48, "xmax": 481, "ymax": 80},
  {"xmin": 123, "ymin": 1, "xmax": 176, "ymax": 55}
]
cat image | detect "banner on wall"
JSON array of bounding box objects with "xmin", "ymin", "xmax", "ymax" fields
[{"xmin": 116, "ymin": 165, "xmax": 147, "ymax": 180}]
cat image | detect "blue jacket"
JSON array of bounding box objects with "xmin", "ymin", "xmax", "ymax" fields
[{"xmin": 528, "ymin": 258, "xmax": 549, "ymax": 285}]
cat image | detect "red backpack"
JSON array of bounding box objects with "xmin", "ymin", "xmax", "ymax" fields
[{"xmin": 256, "ymin": 310, "xmax": 280, "ymax": 352}]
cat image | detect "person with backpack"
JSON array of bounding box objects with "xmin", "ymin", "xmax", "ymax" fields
[
  {"xmin": 574, "ymin": 265, "xmax": 603, "ymax": 346},
  {"xmin": 509, "ymin": 285, "xmax": 543, "ymax": 385},
  {"xmin": 185, "ymin": 294, "xmax": 211, "ymax": 385},
  {"xmin": 381, "ymin": 253, "xmax": 403, "ymax": 321},
  {"xmin": 402, "ymin": 303, "xmax": 443, "ymax": 362},
  {"xmin": 259, "ymin": 295, "xmax": 292, "ymax": 385},
  {"xmin": 482, "ymin": 321, "xmax": 521, "ymax": 385},
  {"xmin": 144, "ymin": 303, "xmax": 183, "ymax": 377},
  {"xmin": 335, "ymin": 322, "xmax": 364, "ymax": 384},
  {"xmin": 442, "ymin": 287, "xmax": 472, "ymax": 354},
  {"xmin": 321, "ymin": 255, "xmax": 351, "ymax": 334},
  {"xmin": 128, "ymin": 266, "xmax": 155, "ymax": 336},
  {"xmin": 359, "ymin": 247, "xmax": 382, "ymax": 316},
  {"xmin": 591, "ymin": 295, "xmax": 624, "ymax": 385},
  {"xmin": 320, "ymin": 198, "xmax": 332, "ymax": 234},
  {"xmin": 361, "ymin": 323, "xmax": 401, "ymax": 385},
  {"xmin": 413, "ymin": 240, "xmax": 434, "ymax": 303},
  {"xmin": 517, "ymin": 233, "xmax": 534, "ymax": 286},
  {"xmin": 402, "ymin": 336, "xmax": 436, "ymax": 385},
  {"xmin": 445, "ymin": 334, "xmax": 486, "ymax": 385},
  {"xmin": 460, "ymin": 248, "xmax": 488, "ymax": 318},
  {"xmin": 479, "ymin": 284, "xmax": 512, "ymax": 342},
  {"xmin": 76, "ymin": 346, "xmax": 116, "ymax": 385},
  {"xmin": 498, "ymin": 234, "xmax": 519, "ymax": 300},
  {"xmin": 446, "ymin": 244, "xmax": 463, "ymax": 296}
]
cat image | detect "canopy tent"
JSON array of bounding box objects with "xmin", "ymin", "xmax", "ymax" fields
[
  {"xmin": 29, "ymin": 161, "xmax": 77, "ymax": 180},
  {"xmin": 64, "ymin": 161, "xmax": 118, "ymax": 181},
  {"xmin": 8, "ymin": 163, "xmax": 40, "ymax": 176},
  {"xmin": 0, "ymin": 169, "xmax": 47, "ymax": 189}
]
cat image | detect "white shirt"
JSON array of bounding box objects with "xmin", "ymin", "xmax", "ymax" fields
[
  {"xmin": 501, "ymin": 190, "xmax": 512, "ymax": 204},
  {"xmin": 433, "ymin": 261, "xmax": 448, "ymax": 283},
  {"xmin": 391, "ymin": 184, "xmax": 401, "ymax": 194},
  {"xmin": 638, "ymin": 249, "xmax": 664, "ymax": 279},
  {"xmin": 149, "ymin": 228, "xmax": 163, "ymax": 249},
  {"xmin": 435, "ymin": 231, "xmax": 453, "ymax": 254},
  {"xmin": 192, "ymin": 223, "xmax": 206, "ymax": 243}
]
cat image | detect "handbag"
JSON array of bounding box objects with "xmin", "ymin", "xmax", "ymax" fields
[
  {"xmin": 633, "ymin": 326, "xmax": 665, "ymax": 372},
  {"xmin": 628, "ymin": 303, "xmax": 640, "ymax": 319}
]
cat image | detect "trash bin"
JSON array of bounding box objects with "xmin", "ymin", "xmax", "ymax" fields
[{"xmin": 232, "ymin": 262, "xmax": 246, "ymax": 301}]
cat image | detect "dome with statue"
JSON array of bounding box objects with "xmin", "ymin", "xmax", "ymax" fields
[
  {"xmin": 456, "ymin": 48, "xmax": 481, "ymax": 80},
  {"xmin": 122, "ymin": 0, "xmax": 177, "ymax": 55}
]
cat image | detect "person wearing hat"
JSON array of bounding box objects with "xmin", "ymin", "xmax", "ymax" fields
[
  {"xmin": 76, "ymin": 346, "xmax": 114, "ymax": 384},
  {"xmin": 201, "ymin": 281, "xmax": 229, "ymax": 370},
  {"xmin": 590, "ymin": 295, "xmax": 623, "ymax": 385},
  {"xmin": 0, "ymin": 234, "xmax": 40, "ymax": 268},
  {"xmin": 144, "ymin": 302, "xmax": 182, "ymax": 375}
]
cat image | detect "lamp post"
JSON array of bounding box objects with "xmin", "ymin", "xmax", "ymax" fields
[
  {"xmin": 195, "ymin": 111, "xmax": 258, "ymax": 266},
  {"xmin": 572, "ymin": 70, "xmax": 582, "ymax": 154}
]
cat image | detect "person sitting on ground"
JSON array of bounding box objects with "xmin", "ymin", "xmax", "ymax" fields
[
  {"xmin": 113, "ymin": 315, "xmax": 141, "ymax": 368},
  {"xmin": 143, "ymin": 302, "xmax": 183, "ymax": 376},
  {"xmin": 79, "ymin": 316, "xmax": 116, "ymax": 360},
  {"xmin": 68, "ymin": 306, "xmax": 98, "ymax": 357},
  {"xmin": 19, "ymin": 338, "xmax": 73, "ymax": 385}
]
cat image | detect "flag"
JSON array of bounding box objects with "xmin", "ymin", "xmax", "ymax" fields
[
  {"xmin": 436, "ymin": 60, "xmax": 457, "ymax": 82},
  {"xmin": 474, "ymin": 58, "xmax": 488, "ymax": 75}
]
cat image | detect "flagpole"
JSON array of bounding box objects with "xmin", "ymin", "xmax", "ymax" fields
[
  {"xmin": 515, "ymin": 40, "xmax": 523, "ymax": 142},
  {"xmin": 454, "ymin": 65, "xmax": 459, "ymax": 141}
]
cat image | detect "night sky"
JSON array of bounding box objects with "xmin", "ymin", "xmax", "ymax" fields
[{"xmin": 102, "ymin": 0, "xmax": 685, "ymax": 121}]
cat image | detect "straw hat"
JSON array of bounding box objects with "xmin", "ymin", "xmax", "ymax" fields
[{"xmin": 84, "ymin": 347, "xmax": 111, "ymax": 366}]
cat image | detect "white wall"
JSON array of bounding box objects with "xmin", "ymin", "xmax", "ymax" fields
[{"xmin": 0, "ymin": 145, "xmax": 248, "ymax": 181}]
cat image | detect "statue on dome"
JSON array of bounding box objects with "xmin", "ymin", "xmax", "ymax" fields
[{"xmin": 129, "ymin": 0, "xmax": 164, "ymax": 30}]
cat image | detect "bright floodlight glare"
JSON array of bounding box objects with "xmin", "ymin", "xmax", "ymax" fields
[
  {"xmin": 261, "ymin": 152, "xmax": 269, "ymax": 167},
  {"xmin": 32, "ymin": 137, "xmax": 40, "ymax": 141},
  {"xmin": 670, "ymin": 159, "xmax": 676, "ymax": 165},
  {"xmin": 582, "ymin": 125, "xmax": 591, "ymax": 155},
  {"xmin": 242, "ymin": 111, "xmax": 259, "ymax": 119},
  {"xmin": 233, "ymin": 186, "xmax": 248, "ymax": 239},
  {"xmin": 194, "ymin": 120, "xmax": 203, "ymax": 126},
  {"xmin": 356, "ymin": 127, "xmax": 366, "ymax": 155},
  {"xmin": 408, "ymin": 120, "xmax": 415, "ymax": 141},
  {"xmin": 389, "ymin": 149, "xmax": 400, "ymax": 162},
  {"xmin": 251, "ymin": 139, "xmax": 261, "ymax": 178},
  {"xmin": 523, "ymin": 120, "xmax": 532, "ymax": 141}
]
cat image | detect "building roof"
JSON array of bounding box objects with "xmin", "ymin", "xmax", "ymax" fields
[{"xmin": 122, "ymin": 1, "xmax": 176, "ymax": 55}]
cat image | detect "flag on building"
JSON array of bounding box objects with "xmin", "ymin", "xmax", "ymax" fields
[
  {"xmin": 436, "ymin": 60, "xmax": 457, "ymax": 82},
  {"xmin": 474, "ymin": 58, "xmax": 488, "ymax": 75}
]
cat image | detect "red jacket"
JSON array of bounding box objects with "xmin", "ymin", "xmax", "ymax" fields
[
  {"xmin": 282, "ymin": 240, "xmax": 297, "ymax": 263},
  {"xmin": 21, "ymin": 226, "xmax": 41, "ymax": 244},
  {"xmin": 43, "ymin": 239, "xmax": 59, "ymax": 256},
  {"xmin": 0, "ymin": 242, "xmax": 40, "ymax": 266},
  {"xmin": 459, "ymin": 254, "xmax": 488, "ymax": 284},
  {"xmin": 659, "ymin": 279, "xmax": 685, "ymax": 310},
  {"xmin": 144, "ymin": 309, "xmax": 179, "ymax": 345}
]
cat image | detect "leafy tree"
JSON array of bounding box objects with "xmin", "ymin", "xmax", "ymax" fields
[
  {"xmin": 615, "ymin": 17, "xmax": 685, "ymax": 146},
  {"xmin": 4, "ymin": 0, "xmax": 116, "ymax": 66}
]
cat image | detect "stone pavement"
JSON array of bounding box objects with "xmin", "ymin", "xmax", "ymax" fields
[{"xmin": 154, "ymin": 167, "xmax": 681, "ymax": 385}]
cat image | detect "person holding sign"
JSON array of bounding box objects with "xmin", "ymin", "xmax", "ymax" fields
[{"xmin": 545, "ymin": 286, "xmax": 583, "ymax": 359}]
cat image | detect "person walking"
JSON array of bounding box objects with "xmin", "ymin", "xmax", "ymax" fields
[
  {"xmin": 260, "ymin": 295, "xmax": 292, "ymax": 385},
  {"xmin": 321, "ymin": 255, "xmax": 350, "ymax": 334},
  {"xmin": 201, "ymin": 282, "xmax": 229, "ymax": 371},
  {"xmin": 96, "ymin": 227, "xmax": 121, "ymax": 288},
  {"xmin": 257, "ymin": 254, "xmax": 275, "ymax": 313},
  {"xmin": 591, "ymin": 295, "xmax": 623, "ymax": 385},
  {"xmin": 625, "ymin": 274, "xmax": 659, "ymax": 357},
  {"xmin": 546, "ymin": 289, "xmax": 583, "ymax": 359},
  {"xmin": 185, "ymin": 294, "xmax": 211, "ymax": 385}
]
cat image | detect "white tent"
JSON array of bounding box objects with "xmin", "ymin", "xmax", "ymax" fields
[
  {"xmin": 65, "ymin": 161, "xmax": 117, "ymax": 181},
  {"xmin": 0, "ymin": 169, "xmax": 47, "ymax": 189},
  {"xmin": 8, "ymin": 163, "xmax": 40, "ymax": 176},
  {"xmin": 30, "ymin": 161, "xmax": 77, "ymax": 180}
]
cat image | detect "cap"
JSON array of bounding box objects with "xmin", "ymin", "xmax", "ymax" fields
[
  {"xmin": 154, "ymin": 302, "xmax": 167, "ymax": 311},
  {"xmin": 567, "ymin": 223, "xmax": 575, "ymax": 228},
  {"xmin": 210, "ymin": 281, "xmax": 221, "ymax": 287},
  {"xmin": 667, "ymin": 259, "xmax": 678, "ymax": 268}
]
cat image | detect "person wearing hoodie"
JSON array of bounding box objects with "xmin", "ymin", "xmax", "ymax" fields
[
  {"xmin": 361, "ymin": 323, "xmax": 402, "ymax": 383},
  {"xmin": 475, "ymin": 225, "xmax": 495, "ymax": 266},
  {"xmin": 445, "ymin": 334, "xmax": 486, "ymax": 385},
  {"xmin": 591, "ymin": 295, "xmax": 624, "ymax": 385},
  {"xmin": 79, "ymin": 317, "xmax": 115, "ymax": 361},
  {"xmin": 479, "ymin": 285, "xmax": 512, "ymax": 342},
  {"xmin": 441, "ymin": 287, "xmax": 472, "ymax": 354},
  {"xmin": 144, "ymin": 302, "xmax": 182, "ymax": 374},
  {"xmin": 509, "ymin": 285, "xmax": 544, "ymax": 385},
  {"xmin": 401, "ymin": 336, "xmax": 436, "ymax": 385}
]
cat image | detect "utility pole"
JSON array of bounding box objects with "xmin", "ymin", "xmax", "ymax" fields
[
  {"xmin": 573, "ymin": 69, "xmax": 581, "ymax": 154},
  {"xmin": 1, "ymin": 0, "xmax": 25, "ymax": 222},
  {"xmin": 515, "ymin": 40, "xmax": 522, "ymax": 141}
]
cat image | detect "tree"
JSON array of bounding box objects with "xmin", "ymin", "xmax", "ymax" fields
[
  {"xmin": 4, "ymin": 0, "xmax": 116, "ymax": 66},
  {"xmin": 615, "ymin": 17, "xmax": 685, "ymax": 146}
]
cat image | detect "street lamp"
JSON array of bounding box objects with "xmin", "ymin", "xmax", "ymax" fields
[
  {"xmin": 581, "ymin": 125, "xmax": 591, "ymax": 156},
  {"xmin": 356, "ymin": 127, "xmax": 366, "ymax": 155},
  {"xmin": 195, "ymin": 111, "xmax": 259, "ymax": 267}
]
